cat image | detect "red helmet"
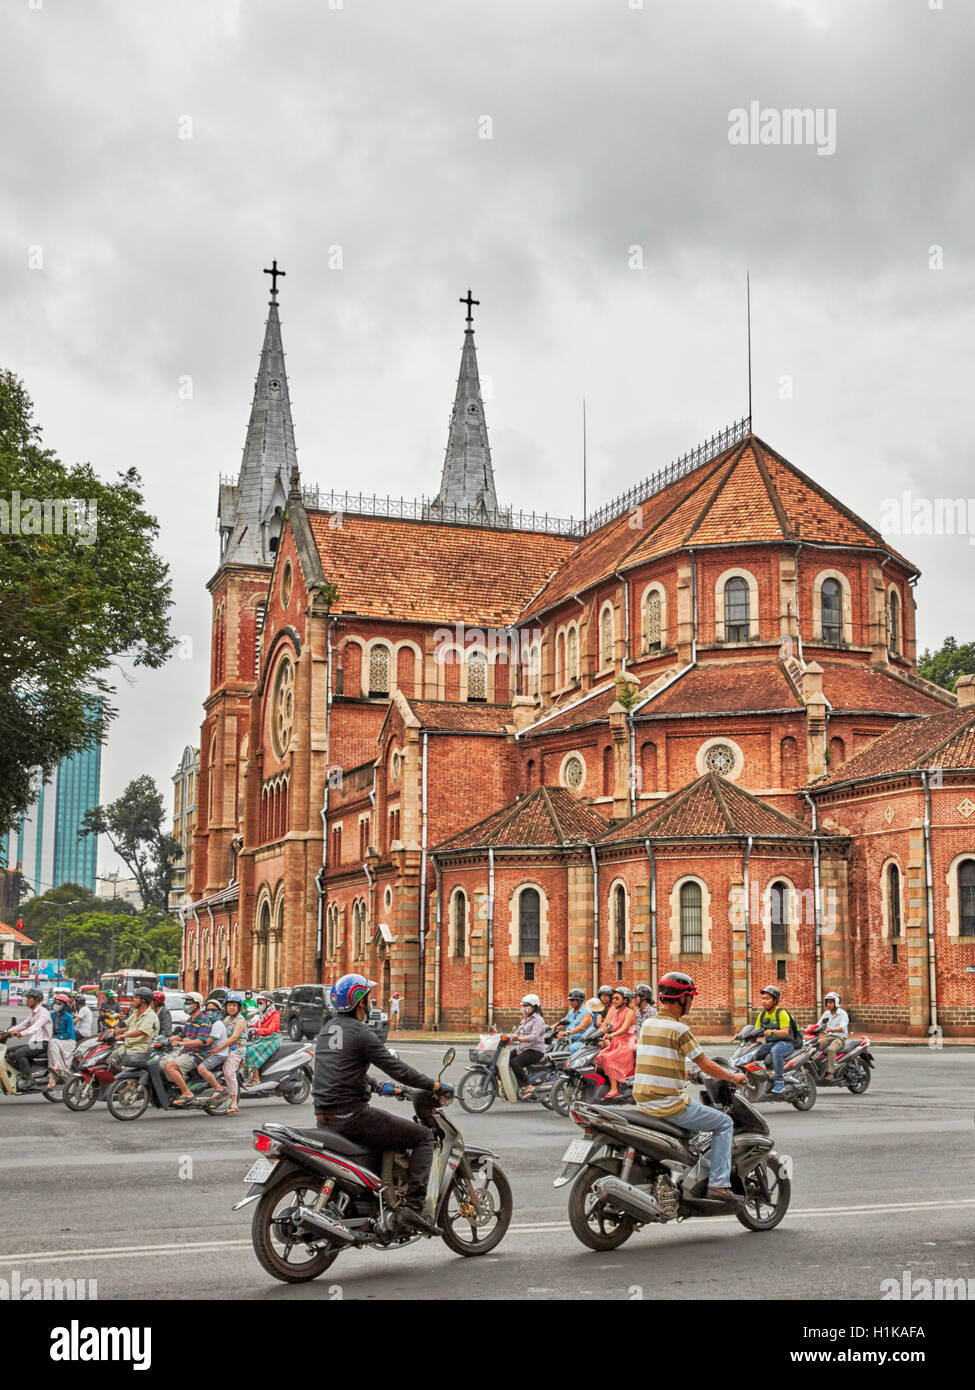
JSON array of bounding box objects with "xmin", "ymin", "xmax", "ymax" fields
[
  {"xmin": 152, "ymin": 990, "xmax": 166, "ymax": 1005},
  {"xmin": 657, "ymin": 972, "xmax": 698, "ymax": 1007}
]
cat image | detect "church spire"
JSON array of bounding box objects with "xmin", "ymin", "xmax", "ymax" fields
[
  {"xmin": 218, "ymin": 262, "xmax": 299, "ymax": 566},
  {"xmin": 428, "ymin": 291, "xmax": 500, "ymax": 522}
]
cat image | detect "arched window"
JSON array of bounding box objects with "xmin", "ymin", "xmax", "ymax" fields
[
  {"xmin": 602, "ymin": 745, "xmax": 614, "ymax": 797},
  {"xmin": 529, "ymin": 642, "xmax": 542, "ymax": 699},
  {"xmin": 341, "ymin": 641, "xmax": 362, "ymax": 697},
  {"xmin": 567, "ymin": 627, "xmax": 578, "ymax": 682},
  {"xmin": 556, "ymin": 631, "xmax": 566, "ymax": 687},
  {"xmin": 519, "ymin": 888, "xmax": 541, "ymax": 956},
  {"xmin": 454, "ymin": 890, "xmax": 467, "ymax": 959},
  {"xmin": 959, "ymin": 860, "xmax": 975, "ymax": 938},
  {"xmin": 644, "ymin": 589, "xmax": 662, "ymax": 653},
  {"xmin": 887, "ymin": 864, "xmax": 901, "ymax": 938},
  {"xmin": 613, "ymin": 884, "xmax": 626, "ymax": 956},
  {"xmin": 770, "ymin": 881, "xmax": 788, "ymax": 954},
  {"xmin": 888, "ymin": 590, "xmax": 901, "ymax": 656},
  {"xmin": 526, "ymin": 759, "xmax": 536, "ymax": 791},
  {"xmin": 599, "ymin": 606, "xmax": 614, "ymax": 669},
  {"xmin": 368, "ymin": 645, "xmax": 390, "ymax": 697},
  {"xmin": 396, "ymin": 645, "xmax": 417, "ymax": 696},
  {"xmin": 207, "ymin": 734, "xmax": 217, "ymax": 827},
  {"xmin": 821, "ymin": 578, "xmax": 843, "ymax": 643},
  {"xmin": 467, "ymin": 652, "xmax": 487, "ymax": 703},
  {"xmin": 724, "ymin": 577, "xmax": 750, "ymax": 643},
  {"xmin": 680, "ymin": 881, "xmax": 703, "ymax": 954},
  {"xmin": 640, "ymin": 741, "xmax": 657, "ymax": 793},
  {"xmin": 829, "ymin": 736, "xmax": 846, "ymax": 768}
]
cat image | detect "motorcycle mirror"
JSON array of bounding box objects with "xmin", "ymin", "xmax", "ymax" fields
[{"xmin": 440, "ymin": 1047, "xmax": 456, "ymax": 1075}]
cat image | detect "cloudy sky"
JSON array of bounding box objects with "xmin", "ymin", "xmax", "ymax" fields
[{"xmin": 3, "ymin": 0, "xmax": 973, "ymax": 880}]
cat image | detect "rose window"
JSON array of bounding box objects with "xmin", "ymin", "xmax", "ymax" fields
[
  {"xmin": 272, "ymin": 659, "xmax": 295, "ymax": 757},
  {"xmin": 704, "ymin": 743, "xmax": 736, "ymax": 776},
  {"xmin": 564, "ymin": 755, "xmax": 585, "ymax": 788}
]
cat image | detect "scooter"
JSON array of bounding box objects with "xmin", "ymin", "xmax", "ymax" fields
[
  {"xmin": 730, "ymin": 1026, "xmax": 817, "ymax": 1111},
  {"xmin": 801, "ymin": 1023, "xmax": 874, "ymax": 1093},
  {"xmin": 207, "ymin": 1041, "xmax": 315, "ymax": 1111},
  {"xmin": 550, "ymin": 1025, "xmax": 634, "ymax": 1118},
  {"xmin": 0, "ymin": 1032, "xmax": 64, "ymax": 1102},
  {"xmin": 235, "ymin": 1049, "xmax": 513, "ymax": 1283},
  {"xmin": 457, "ymin": 1030, "xmax": 566, "ymax": 1113},
  {"xmin": 554, "ymin": 1073, "xmax": 791, "ymax": 1249},
  {"xmin": 106, "ymin": 1039, "xmax": 227, "ymax": 1120},
  {"xmin": 62, "ymin": 1030, "xmax": 122, "ymax": 1111}
]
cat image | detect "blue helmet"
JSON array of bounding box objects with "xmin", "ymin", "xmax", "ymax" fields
[
  {"xmin": 330, "ymin": 974, "xmax": 376, "ymax": 1013},
  {"xmin": 225, "ymin": 991, "xmax": 244, "ymax": 1005}
]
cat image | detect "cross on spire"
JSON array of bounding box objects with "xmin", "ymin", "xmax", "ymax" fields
[
  {"xmin": 264, "ymin": 259, "xmax": 286, "ymax": 298},
  {"xmin": 460, "ymin": 288, "xmax": 479, "ymax": 326}
]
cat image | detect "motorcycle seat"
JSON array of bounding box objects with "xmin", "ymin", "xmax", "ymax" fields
[
  {"xmin": 593, "ymin": 1104, "xmax": 689, "ymax": 1139},
  {"xmin": 291, "ymin": 1127, "xmax": 381, "ymax": 1164}
]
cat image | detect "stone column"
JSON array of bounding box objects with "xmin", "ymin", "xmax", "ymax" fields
[
  {"xmin": 905, "ymin": 819, "xmax": 930, "ymax": 1034},
  {"xmin": 802, "ymin": 663, "xmax": 827, "ymax": 781},
  {"xmin": 567, "ymin": 858, "xmax": 596, "ymax": 995},
  {"xmin": 869, "ymin": 565, "xmax": 889, "ymax": 665},
  {"xmin": 819, "ymin": 854, "xmax": 852, "ymax": 1007},
  {"xmin": 676, "ymin": 562, "xmax": 694, "ymax": 665},
  {"xmin": 470, "ymin": 887, "xmax": 490, "ymax": 1027}
]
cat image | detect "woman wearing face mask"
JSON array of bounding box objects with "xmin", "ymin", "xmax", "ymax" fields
[
  {"xmin": 596, "ymin": 985, "xmax": 637, "ymax": 1100},
  {"xmin": 508, "ymin": 994, "xmax": 546, "ymax": 1096},
  {"xmin": 220, "ymin": 992, "xmax": 249, "ymax": 1113},
  {"xmin": 46, "ymin": 992, "xmax": 77, "ymax": 1089}
]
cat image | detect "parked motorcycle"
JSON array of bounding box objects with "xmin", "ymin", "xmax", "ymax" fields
[
  {"xmin": 801, "ymin": 1023, "xmax": 874, "ymax": 1093},
  {"xmin": 0, "ymin": 1032, "xmax": 64, "ymax": 1102},
  {"xmin": 457, "ymin": 1030, "xmax": 567, "ymax": 1113},
  {"xmin": 554, "ymin": 1075, "xmax": 791, "ymax": 1249},
  {"xmin": 550, "ymin": 1025, "xmax": 633, "ymax": 1118},
  {"xmin": 730, "ymin": 1026, "xmax": 817, "ymax": 1111},
  {"xmin": 234, "ymin": 1048, "xmax": 513, "ymax": 1282}
]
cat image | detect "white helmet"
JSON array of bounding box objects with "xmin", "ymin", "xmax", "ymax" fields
[
  {"xmin": 520, "ymin": 994, "xmax": 541, "ymax": 1008},
  {"xmin": 824, "ymin": 991, "xmax": 841, "ymax": 1004}
]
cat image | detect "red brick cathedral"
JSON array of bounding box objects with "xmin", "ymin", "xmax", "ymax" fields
[{"xmin": 179, "ymin": 277, "xmax": 975, "ymax": 1036}]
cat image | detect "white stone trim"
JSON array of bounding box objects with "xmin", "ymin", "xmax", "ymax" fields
[
  {"xmin": 598, "ymin": 601, "xmax": 615, "ymax": 672},
  {"xmin": 559, "ymin": 749, "xmax": 588, "ymax": 792},
  {"xmin": 715, "ymin": 567, "xmax": 759, "ymax": 643},
  {"xmin": 607, "ymin": 877, "xmax": 630, "ymax": 957},
  {"xmin": 392, "ymin": 639, "xmax": 423, "ymax": 698},
  {"xmin": 812, "ymin": 568, "xmax": 853, "ymax": 645},
  {"xmin": 945, "ymin": 850, "xmax": 975, "ymax": 941},
  {"xmin": 640, "ymin": 581, "xmax": 667, "ymax": 653},
  {"xmin": 507, "ymin": 881, "xmax": 550, "ymax": 960},
  {"xmin": 364, "ymin": 639, "xmax": 393, "ymax": 697},
  {"xmin": 448, "ymin": 885, "xmax": 469, "ymax": 959},
  {"xmin": 695, "ymin": 735, "xmax": 744, "ymax": 782},
  {"xmin": 669, "ymin": 875, "xmax": 712, "ymax": 957},
  {"xmin": 759, "ymin": 876, "xmax": 802, "ymax": 956},
  {"xmin": 878, "ymin": 856, "xmax": 904, "ymax": 943},
  {"xmin": 886, "ymin": 583, "xmax": 903, "ymax": 657}
]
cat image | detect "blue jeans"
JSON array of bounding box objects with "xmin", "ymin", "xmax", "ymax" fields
[
  {"xmin": 670, "ymin": 1096, "xmax": 734, "ymax": 1189},
  {"xmin": 754, "ymin": 1039, "xmax": 791, "ymax": 1082}
]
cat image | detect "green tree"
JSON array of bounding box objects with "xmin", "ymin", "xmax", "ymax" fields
[
  {"xmin": 37, "ymin": 908, "xmax": 180, "ymax": 976},
  {"xmin": 0, "ymin": 370, "xmax": 175, "ymax": 829},
  {"xmin": 18, "ymin": 882, "xmax": 136, "ymax": 940},
  {"xmin": 80, "ymin": 776, "xmax": 181, "ymax": 910},
  {"xmin": 917, "ymin": 636, "xmax": 975, "ymax": 692}
]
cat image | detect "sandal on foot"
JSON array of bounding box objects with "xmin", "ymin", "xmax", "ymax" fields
[{"xmin": 171, "ymin": 1095, "xmax": 194, "ymax": 1108}]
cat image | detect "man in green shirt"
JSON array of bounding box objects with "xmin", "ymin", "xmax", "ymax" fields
[
  {"xmin": 109, "ymin": 988, "xmax": 159, "ymax": 1068},
  {"xmin": 752, "ymin": 985, "xmax": 794, "ymax": 1094}
]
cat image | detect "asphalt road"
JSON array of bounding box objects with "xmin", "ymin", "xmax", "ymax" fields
[{"xmin": 1, "ymin": 1026, "xmax": 972, "ymax": 1302}]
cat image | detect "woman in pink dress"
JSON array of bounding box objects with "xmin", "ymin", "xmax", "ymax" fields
[{"xmin": 596, "ymin": 986, "xmax": 637, "ymax": 1099}]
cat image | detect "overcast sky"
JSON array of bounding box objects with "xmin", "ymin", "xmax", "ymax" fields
[{"xmin": 3, "ymin": 0, "xmax": 973, "ymax": 881}]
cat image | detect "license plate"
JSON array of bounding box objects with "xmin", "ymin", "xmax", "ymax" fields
[
  {"xmin": 243, "ymin": 1155, "xmax": 278, "ymax": 1184},
  {"xmin": 561, "ymin": 1139, "xmax": 591, "ymax": 1165}
]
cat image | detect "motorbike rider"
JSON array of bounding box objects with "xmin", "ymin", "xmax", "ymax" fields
[
  {"xmin": 752, "ymin": 985, "xmax": 795, "ymax": 1094},
  {"xmin": 73, "ymin": 993, "xmax": 93, "ymax": 1043},
  {"xmin": 508, "ymin": 993, "xmax": 547, "ymax": 1095},
  {"xmin": 163, "ymin": 991, "xmax": 213, "ymax": 1104},
  {"xmin": 634, "ymin": 983, "xmax": 657, "ymax": 1029},
  {"xmin": 98, "ymin": 990, "xmax": 121, "ymax": 1031},
  {"xmin": 46, "ymin": 991, "xmax": 77, "ymax": 1089},
  {"xmin": 814, "ymin": 992, "xmax": 850, "ymax": 1080},
  {"xmin": 5, "ymin": 988, "xmax": 53, "ymax": 1082},
  {"xmin": 311, "ymin": 973, "xmax": 452, "ymax": 1237},
  {"xmin": 153, "ymin": 989, "xmax": 174, "ymax": 1039},
  {"xmin": 244, "ymin": 991, "xmax": 281, "ymax": 1083},
  {"xmin": 593, "ymin": 984, "xmax": 614, "ymax": 1028},
  {"xmin": 109, "ymin": 987, "xmax": 159, "ymax": 1070},
  {"xmin": 220, "ymin": 992, "xmax": 249, "ymax": 1113},
  {"xmin": 596, "ymin": 985, "xmax": 637, "ymax": 1100},
  {"xmin": 556, "ymin": 989, "xmax": 593, "ymax": 1053},
  {"xmin": 632, "ymin": 971, "xmax": 747, "ymax": 1208}
]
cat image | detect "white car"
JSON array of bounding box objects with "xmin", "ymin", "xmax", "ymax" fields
[{"xmin": 163, "ymin": 990, "xmax": 188, "ymax": 1026}]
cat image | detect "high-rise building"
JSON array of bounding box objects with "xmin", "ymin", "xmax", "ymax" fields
[
  {"xmin": 169, "ymin": 746, "xmax": 199, "ymax": 909},
  {"xmin": 2, "ymin": 727, "xmax": 103, "ymax": 897}
]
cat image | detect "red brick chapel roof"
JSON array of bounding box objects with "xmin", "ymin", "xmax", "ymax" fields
[
  {"xmin": 815, "ymin": 704, "xmax": 975, "ymax": 787},
  {"xmin": 435, "ymin": 786, "xmax": 608, "ymax": 851},
  {"xmin": 600, "ymin": 772, "xmax": 819, "ymax": 843}
]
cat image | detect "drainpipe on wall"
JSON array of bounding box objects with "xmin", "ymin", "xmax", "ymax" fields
[
  {"xmin": 589, "ymin": 845, "xmax": 600, "ymax": 994},
  {"xmin": 614, "ymin": 571, "xmax": 631, "ymax": 672},
  {"xmin": 802, "ymin": 791, "xmax": 824, "ymax": 1005},
  {"xmin": 432, "ymin": 854, "xmax": 443, "ymax": 1032},
  {"xmin": 920, "ymin": 770, "xmax": 939, "ymax": 1032},
  {"xmin": 363, "ymin": 861, "xmax": 374, "ymax": 948},
  {"xmin": 643, "ymin": 839, "xmax": 657, "ymax": 991},
  {"xmin": 206, "ymin": 904, "xmax": 216, "ymax": 978},
  {"xmin": 742, "ymin": 835, "xmax": 754, "ymax": 1017},
  {"xmin": 690, "ymin": 549, "xmax": 698, "ymax": 663},
  {"xmin": 192, "ymin": 908, "xmax": 201, "ymax": 975},
  {"xmin": 793, "ymin": 543, "xmax": 804, "ymax": 664},
  {"xmin": 419, "ymin": 731, "xmax": 429, "ymax": 1023},
  {"xmin": 487, "ymin": 847, "xmax": 495, "ymax": 1029},
  {"xmin": 316, "ymin": 613, "xmax": 334, "ymax": 981},
  {"xmin": 178, "ymin": 910, "xmax": 186, "ymax": 984}
]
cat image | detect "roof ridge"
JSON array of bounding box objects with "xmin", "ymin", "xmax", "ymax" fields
[
  {"xmin": 708, "ymin": 770, "xmax": 734, "ymax": 831},
  {"xmin": 643, "ymin": 772, "xmax": 709, "ymax": 830},
  {"xmin": 720, "ymin": 774, "xmax": 815, "ymax": 835},
  {"xmin": 680, "ymin": 440, "xmax": 750, "ymax": 545},
  {"xmin": 537, "ymin": 785, "xmax": 563, "ymax": 841},
  {"xmin": 611, "ymin": 448, "xmax": 737, "ymax": 568},
  {"xmin": 751, "ymin": 439, "xmax": 794, "ymax": 540},
  {"xmin": 913, "ymin": 704, "xmax": 975, "ymax": 766}
]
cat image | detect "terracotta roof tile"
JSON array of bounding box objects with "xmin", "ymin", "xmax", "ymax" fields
[
  {"xmin": 636, "ymin": 661, "xmax": 801, "ymax": 717},
  {"xmin": 307, "ymin": 512, "xmax": 573, "ymax": 625},
  {"xmin": 435, "ymin": 786, "xmax": 609, "ymax": 851},
  {"xmin": 405, "ymin": 700, "xmax": 513, "ymax": 733},
  {"xmin": 600, "ymin": 772, "xmax": 817, "ymax": 842},
  {"xmin": 815, "ymin": 705, "xmax": 975, "ymax": 786},
  {"xmin": 520, "ymin": 685, "xmax": 618, "ymax": 736},
  {"xmin": 818, "ymin": 662, "xmax": 950, "ymax": 716}
]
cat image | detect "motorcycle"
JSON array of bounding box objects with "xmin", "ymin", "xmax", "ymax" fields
[
  {"xmin": 730, "ymin": 1026, "xmax": 817, "ymax": 1111},
  {"xmin": 0, "ymin": 1031, "xmax": 64, "ymax": 1102},
  {"xmin": 234, "ymin": 1048, "xmax": 513, "ymax": 1283},
  {"xmin": 457, "ymin": 1029, "xmax": 568, "ymax": 1113},
  {"xmin": 554, "ymin": 1074, "xmax": 791, "ymax": 1249},
  {"xmin": 801, "ymin": 1023, "xmax": 874, "ymax": 1093},
  {"xmin": 207, "ymin": 1040, "xmax": 314, "ymax": 1111},
  {"xmin": 550, "ymin": 1025, "xmax": 633, "ymax": 1118},
  {"xmin": 106, "ymin": 1037, "xmax": 315, "ymax": 1120},
  {"xmin": 62, "ymin": 1029, "xmax": 121, "ymax": 1111}
]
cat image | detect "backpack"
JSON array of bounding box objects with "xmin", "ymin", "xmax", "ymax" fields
[{"xmin": 761, "ymin": 1006, "xmax": 801, "ymax": 1047}]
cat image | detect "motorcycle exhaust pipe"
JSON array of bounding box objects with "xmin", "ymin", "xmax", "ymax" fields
[
  {"xmin": 591, "ymin": 1175, "xmax": 661, "ymax": 1224},
  {"xmin": 293, "ymin": 1205, "xmax": 360, "ymax": 1245}
]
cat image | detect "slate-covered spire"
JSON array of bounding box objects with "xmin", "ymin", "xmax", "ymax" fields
[
  {"xmin": 218, "ymin": 263, "xmax": 299, "ymax": 566},
  {"xmin": 428, "ymin": 291, "xmax": 500, "ymax": 521}
]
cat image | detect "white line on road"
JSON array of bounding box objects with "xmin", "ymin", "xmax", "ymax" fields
[{"xmin": 3, "ymin": 1195, "xmax": 974, "ymax": 1266}]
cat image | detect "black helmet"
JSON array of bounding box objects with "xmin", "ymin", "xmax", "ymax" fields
[
  {"xmin": 760, "ymin": 984, "xmax": 781, "ymax": 1003},
  {"xmin": 597, "ymin": 983, "xmax": 613, "ymax": 998},
  {"xmin": 634, "ymin": 983, "xmax": 655, "ymax": 1002},
  {"xmin": 657, "ymin": 972, "xmax": 698, "ymax": 1006},
  {"xmin": 24, "ymin": 988, "xmax": 43, "ymax": 1003},
  {"xmin": 133, "ymin": 987, "xmax": 154, "ymax": 1004},
  {"xmin": 613, "ymin": 985, "xmax": 634, "ymax": 1002},
  {"xmin": 568, "ymin": 988, "xmax": 585, "ymax": 1003}
]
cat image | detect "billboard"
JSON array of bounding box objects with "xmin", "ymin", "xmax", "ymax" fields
[{"xmin": 0, "ymin": 958, "xmax": 65, "ymax": 980}]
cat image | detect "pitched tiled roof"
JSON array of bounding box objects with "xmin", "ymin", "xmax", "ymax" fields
[
  {"xmin": 815, "ymin": 706, "xmax": 975, "ymax": 786},
  {"xmin": 636, "ymin": 661, "xmax": 801, "ymax": 717},
  {"xmin": 307, "ymin": 512, "xmax": 572, "ymax": 625},
  {"xmin": 435, "ymin": 786, "xmax": 609, "ymax": 851},
  {"xmin": 818, "ymin": 662, "xmax": 951, "ymax": 716},
  {"xmin": 520, "ymin": 684, "xmax": 619, "ymax": 736},
  {"xmin": 519, "ymin": 434, "xmax": 916, "ymax": 621},
  {"xmin": 0, "ymin": 921, "xmax": 35, "ymax": 945},
  {"xmin": 404, "ymin": 700, "xmax": 513, "ymax": 734},
  {"xmin": 600, "ymin": 772, "xmax": 817, "ymax": 843}
]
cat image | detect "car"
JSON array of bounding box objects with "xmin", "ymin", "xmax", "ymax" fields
[
  {"xmin": 282, "ymin": 984, "xmax": 389, "ymax": 1044},
  {"xmin": 163, "ymin": 990, "xmax": 188, "ymax": 1026}
]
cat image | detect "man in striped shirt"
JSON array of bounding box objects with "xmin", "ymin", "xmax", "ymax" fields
[{"xmin": 633, "ymin": 971, "xmax": 745, "ymax": 1206}]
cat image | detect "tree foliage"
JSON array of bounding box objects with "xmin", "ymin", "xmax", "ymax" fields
[
  {"xmin": 0, "ymin": 370, "xmax": 175, "ymax": 828},
  {"xmin": 36, "ymin": 908, "xmax": 180, "ymax": 980},
  {"xmin": 917, "ymin": 635, "xmax": 975, "ymax": 692},
  {"xmin": 80, "ymin": 776, "xmax": 181, "ymax": 911},
  {"xmin": 18, "ymin": 881, "xmax": 136, "ymax": 938}
]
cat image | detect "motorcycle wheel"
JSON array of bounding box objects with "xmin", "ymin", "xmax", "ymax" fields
[
  {"xmin": 742, "ymin": 1077, "xmax": 763, "ymax": 1105},
  {"xmin": 63, "ymin": 1076, "xmax": 97, "ymax": 1112},
  {"xmin": 789, "ymin": 1069, "xmax": 817, "ymax": 1111},
  {"xmin": 457, "ymin": 1068, "xmax": 496, "ymax": 1114},
  {"xmin": 282, "ymin": 1070, "xmax": 312, "ymax": 1106},
  {"xmin": 440, "ymin": 1159, "xmax": 513, "ymax": 1256},
  {"xmin": 736, "ymin": 1156, "xmax": 791, "ymax": 1232},
  {"xmin": 567, "ymin": 1166, "xmax": 636, "ymax": 1251},
  {"xmin": 550, "ymin": 1074, "xmax": 576, "ymax": 1119},
  {"xmin": 42, "ymin": 1080, "xmax": 65, "ymax": 1103},
  {"xmin": 845, "ymin": 1060, "xmax": 871, "ymax": 1094},
  {"xmin": 252, "ymin": 1173, "xmax": 342, "ymax": 1283},
  {"xmin": 107, "ymin": 1077, "xmax": 150, "ymax": 1121}
]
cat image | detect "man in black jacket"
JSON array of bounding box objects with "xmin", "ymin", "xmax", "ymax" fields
[{"xmin": 312, "ymin": 973, "xmax": 449, "ymax": 1236}]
